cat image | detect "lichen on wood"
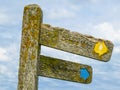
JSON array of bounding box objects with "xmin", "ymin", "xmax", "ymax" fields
[
  {"xmin": 38, "ymin": 55, "xmax": 92, "ymax": 84},
  {"xmin": 18, "ymin": 4, "xmax": 42, "ymax": 90},
  {"xmin": 40, "ymin": 24, "xmax": 114, "ymax": 62}
]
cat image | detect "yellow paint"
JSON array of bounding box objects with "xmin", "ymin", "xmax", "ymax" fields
[{"xmin": 94, "ymin": 41, "xmax": 108, "ymax": 56}]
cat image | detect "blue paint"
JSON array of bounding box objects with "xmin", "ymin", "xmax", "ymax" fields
[{"xmin": 80, "ymin": 68, "xmax": 89, "ymax": 80}]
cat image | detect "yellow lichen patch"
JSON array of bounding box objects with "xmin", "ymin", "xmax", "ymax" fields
[
  {"xmin": 81, "ymin": 42, "xmax": 86, "ymax": 48},
  {"xmin": 94, "ymin": 41, "xmax": 108, "ymax": 56},
  {"xmin": 31, "ymin": 52, "xmax": 36, "ymax": 60}
]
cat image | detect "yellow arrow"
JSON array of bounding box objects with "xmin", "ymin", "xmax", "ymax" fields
[{"xmin": 94, "ymin": 41, "xmax": 108, "ymax": 56}]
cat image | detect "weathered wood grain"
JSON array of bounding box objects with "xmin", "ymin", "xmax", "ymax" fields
[
  {"xmin": 18, "ymin": 4, "xmax": 42, "ymax": 90},
  {"xmin": 38, "ymin": 55, "xmax": 92, "ymax": 84},
  {"xmin": 40, "ymin": 24, "xmax": 114, "ymax": 62}
]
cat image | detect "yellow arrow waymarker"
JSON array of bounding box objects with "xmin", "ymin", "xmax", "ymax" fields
[{"xmin": 94, "ymin": 41, "xmax": 108, "ymax": 56}]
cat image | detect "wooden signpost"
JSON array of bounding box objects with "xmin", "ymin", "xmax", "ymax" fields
[{"xmin": 18, "ymin": 4, "xmax": 114, "ymax": 90}]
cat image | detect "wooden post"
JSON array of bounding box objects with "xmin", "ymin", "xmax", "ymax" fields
[{"xmin": 18, "ymin": 4, "xmax": 42, "ymax": 90}]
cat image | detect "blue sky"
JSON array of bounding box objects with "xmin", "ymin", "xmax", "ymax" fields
[{"xmin": 0, "ymin": 0, "xmax": 120, "ymax": 90}]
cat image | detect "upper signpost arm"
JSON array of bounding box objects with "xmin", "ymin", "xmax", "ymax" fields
[{"xmin": 40, "ymin": 24, "xmax": 114, "ymax": 62}]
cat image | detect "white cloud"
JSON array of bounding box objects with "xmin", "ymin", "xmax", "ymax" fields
[
  {"xmin": 0, "ymin": 65, "xmax": 8, "ymax": 74},
  {"xmin": 0, "ymin": 64, "xmax": 15, "ymax": 78},
  {"xmin": 0, "ymin": 47, "xmax": 9, "ymax": 61},
  {"xmin": 90, "ymin": 0, "xmax": 100, "ymax": 3},
  {"xmin": 0, "ymin": 8, "xmax": 19, "ymax": 26},
  {"xmin": 0, "ymin": 8, "xmax": 10, "ymax": 25},
  {"xmin": 0, "ymin": 12, "xmax": 9, "ymax": 25},
  {"xmin": 0, "ymin": 43, "xmax": 19, "ymax": 62},
  {"xmin": 113, "ymin": 46, "xmax": 120, "ymax": 54},
  {"xmin": 47, "ymin": 8, "xmax": 75, "ymax": 19},
  {"xmin": 93, "ymin": 22, "xmax": 120, "ymax": 43},
  {"xmin": 0, "ymin": 32, "xmax": 13, "ymax": 39},
  {"xmin": 0, "ymin": 44, "xmax": 19, "ymax": 86},
  {"xmin": 40, "ymin": 77, "xmax": 63, "ymax": 87}
]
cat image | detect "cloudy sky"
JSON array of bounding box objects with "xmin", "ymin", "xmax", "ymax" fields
[{"xmin": 0, "ymin": 0, "xmax": 120, "ymax": 90}]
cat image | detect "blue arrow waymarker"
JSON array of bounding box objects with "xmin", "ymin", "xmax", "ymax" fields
[{"xmin": 80, "ymin": 68, "xmax": 90, "ymax": 80}]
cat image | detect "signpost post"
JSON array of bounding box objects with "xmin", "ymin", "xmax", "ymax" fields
[
  {"xmin": 18, "ymin": 4, "xmax": 114, "ymax": 90},
  {"xmin": 18, "ymin": 4, "xmax": 42, "ymax": 90}
]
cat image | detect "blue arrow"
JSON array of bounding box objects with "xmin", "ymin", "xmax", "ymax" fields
[{"xmin": 80, "ymin": 68, "xmax": 90, "ymax": 80}]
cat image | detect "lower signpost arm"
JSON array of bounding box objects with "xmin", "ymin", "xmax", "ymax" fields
[{"xmin": 38, "ymin": 55, "xmax": 92, "ymax": 84}]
